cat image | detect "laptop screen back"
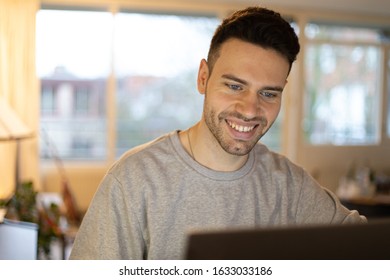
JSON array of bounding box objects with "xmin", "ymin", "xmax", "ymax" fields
[{"xmin": 185, "ymin": 219, "xmax": 390, "ymax": 260}]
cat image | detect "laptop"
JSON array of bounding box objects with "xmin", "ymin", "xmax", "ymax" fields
[{"xmin": 185, "ymin": 218, "xmax": 390, "ymax": 260}]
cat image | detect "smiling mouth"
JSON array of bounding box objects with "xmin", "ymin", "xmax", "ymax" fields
[{"xmin": 227, "ymin": 120, "xmax": 257, "ymax": 133}]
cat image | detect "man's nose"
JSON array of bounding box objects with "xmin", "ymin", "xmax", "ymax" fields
[{"xmin": 235, "ymin": 91, "xmax": 260, "ymax": 119}]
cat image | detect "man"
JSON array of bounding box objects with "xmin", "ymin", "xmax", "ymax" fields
[{"xmin": 70, "ymin": 6, "xmax": 365, "ymax": 260}]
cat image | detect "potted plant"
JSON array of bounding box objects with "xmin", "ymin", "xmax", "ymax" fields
[{"xmin": 5, "ymin": 181, "xmax": 63, "ymax": 259}]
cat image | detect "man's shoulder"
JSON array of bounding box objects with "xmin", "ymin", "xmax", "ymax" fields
[
  {"xmin": 109, "ymin": 131, "xmax": 177, "ymax": 171},
  {"xmin": 120, "ymin": 132, "xmax": 175, "ymax": 158},
  {"xmin": 253, "ymin": 142, "xmax": 288, "ymax": 162},
  {"xmin": 253, "ymin": 142, "xmax": 303, "ymax": 173}
]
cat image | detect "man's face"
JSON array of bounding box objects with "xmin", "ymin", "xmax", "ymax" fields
[{"xmin": 197, "ymin": 38, "xmax": 290, "ymax": 156}]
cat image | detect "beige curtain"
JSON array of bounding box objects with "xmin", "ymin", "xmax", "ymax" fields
[{"xmin": 0, "ymin": 0, "xmax": 40, "ymax": 200}]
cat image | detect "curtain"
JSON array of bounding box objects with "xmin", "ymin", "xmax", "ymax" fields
[{"xmin": 0, "ymin": 0, "xmax": 39, "ymax": 200}]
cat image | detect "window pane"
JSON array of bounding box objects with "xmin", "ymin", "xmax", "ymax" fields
[
  {"xmin": 37, "ymin": 10, "xmax": 112, "ymax": 160},
  {"xmin": 305, "ymin": 23, "xmax": 382, "ymax": 43},
  {"xmin": 41, "ymin": 85, "xmax": 56, "ymax": 116},
  {"xmin": 304, "ymin": 43, "xmax": 381, "ymax": 145},
  {"xmin": 114, "ymin": 13, "xmax": 220, "ymax": 157}
]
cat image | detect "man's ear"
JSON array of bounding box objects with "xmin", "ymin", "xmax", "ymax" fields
[{"xmin": 197, "ymin": 59, "xmax": 209, "ymax": 95}]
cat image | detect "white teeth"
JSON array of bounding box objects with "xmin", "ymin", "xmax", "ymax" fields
[{"xmin": 228, "ymin": 121, "xmax": 255, "ymax": 132}]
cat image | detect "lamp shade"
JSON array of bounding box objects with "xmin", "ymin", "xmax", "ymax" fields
[{"xmin": 0, "ymin": 97, "xmax": 32, "ymax": 140}]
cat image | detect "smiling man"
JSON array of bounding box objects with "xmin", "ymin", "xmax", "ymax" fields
[
  {"xmin": 187, "ymin": 38, "xmax": 289, "ymax": 171},
  {"xmin": 70, "ymin": 6, "xmax": 366, "ymax": 260}
]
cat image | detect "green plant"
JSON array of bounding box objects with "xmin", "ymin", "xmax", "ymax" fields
[
  {"xmin": 5, "ymin": 181, "xmax": 38, "ymax": 223},
  {"xmin": 38, "ymin": 202, "xmax": 63, "ymax": 258}
]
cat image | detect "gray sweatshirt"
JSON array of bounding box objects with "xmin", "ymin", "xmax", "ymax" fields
[{"xmin": 70, "ymin": 131, "xmax": 365, "ymax": 260}]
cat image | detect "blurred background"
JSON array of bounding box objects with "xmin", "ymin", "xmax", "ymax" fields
[{"xmin": 1, "ymin": 0, "xmax": 390, "ymax": 259}]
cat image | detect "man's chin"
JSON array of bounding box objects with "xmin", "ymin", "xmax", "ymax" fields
[{"xmin": 222, "ymin": 141, "xmax": 256, "ymax": 156}]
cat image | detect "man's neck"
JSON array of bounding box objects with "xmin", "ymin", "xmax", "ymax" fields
[{"xmin": 180, "ymin": 122, "xmax": 249, "ymax": 172}]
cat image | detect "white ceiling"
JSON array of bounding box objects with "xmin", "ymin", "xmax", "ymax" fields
[{"xmin": 223, "ymin": 0, "xmax": 390, "ymax": 17}]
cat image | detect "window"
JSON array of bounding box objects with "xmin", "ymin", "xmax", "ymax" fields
[
  {"xmin": 36, "ymin": 10, "xmax": 112, "ymax": 160},
  {"xmin": 74, "ymin": 86, "xmax": 91, "ymax": 115},
  {"xmin": 41, "ymin": 85, "xmax": 56, "ymax": 116},
  {"xmin": 303, "ymin": 23, "xmax": 383, "ymax": 145},
  {"xmin": 114, "ymin": 13, "xmax": 220, "ymax": 156},
  {"xmin": 37, "ymin": 9, "xmax": 295, "ymax": 160}
]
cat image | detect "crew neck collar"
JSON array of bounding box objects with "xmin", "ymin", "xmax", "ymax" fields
[{"xmin": 170, "ymin": 130, "xmax": 254, "ymax": 181}]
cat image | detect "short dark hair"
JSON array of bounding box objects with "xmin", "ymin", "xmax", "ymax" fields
[{"xmin": 207, "ymin": 6, "xmax": 300, "ymax": 72}]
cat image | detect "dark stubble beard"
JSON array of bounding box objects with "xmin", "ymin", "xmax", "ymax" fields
[{"xmin": 203, "ymin": 93, "xmax": 269, "ymax": 156}]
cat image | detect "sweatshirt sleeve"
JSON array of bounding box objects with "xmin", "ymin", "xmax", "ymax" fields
[
  {"xmin": 69, "ymin": 173, "xmax": 145, "ymax": 260},
  {"xmin": 295, "ymin": 170, "xmax": 367, "ymax": 225}
]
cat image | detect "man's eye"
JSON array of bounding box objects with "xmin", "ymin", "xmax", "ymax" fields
[
  {"xmin": 260, "ymin": 90, "xmax": 277, "ymax": 98},
  {"xmin": 226, "ymin": 83, "xmax": 242, "ymax": 91}
]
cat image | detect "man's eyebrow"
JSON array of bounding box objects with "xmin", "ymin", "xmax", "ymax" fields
[
  {"xmin": 222, "ymin": 74, "xmax": 284, "ymax": 92},
  {"xmin": 261, "ymin": 86, "xmax": 284, "ymax": 92},
  {"xmin": 221, "ymin": 74, "xmax": 248, "ymax": 85}
]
